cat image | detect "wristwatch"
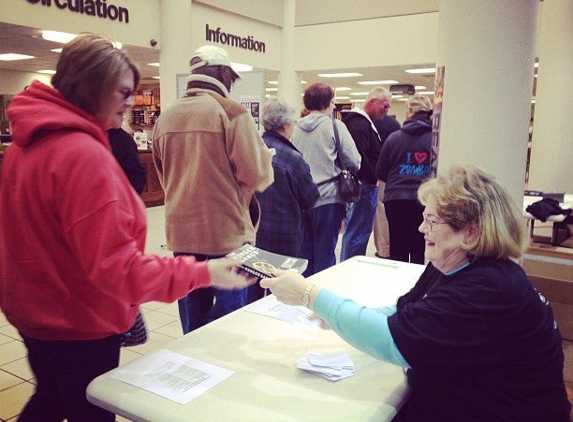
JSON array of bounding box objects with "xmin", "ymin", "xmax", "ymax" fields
[{"xmin": 301, "ymin": 283, "xmax": 315, "ymax": 307}]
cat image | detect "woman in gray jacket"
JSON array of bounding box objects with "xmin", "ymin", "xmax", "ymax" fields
[{"xmin": 291, "ymin": 83, "xmax": 361, "ymax": 275}]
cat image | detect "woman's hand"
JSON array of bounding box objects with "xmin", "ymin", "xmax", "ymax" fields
[
  {"xmin": 260, "ymin": 270, "xmax": 317, "ymax": 307},
  {"xmin": 206, "ymin": 258, "xmax": 257, "ymax": 290}
]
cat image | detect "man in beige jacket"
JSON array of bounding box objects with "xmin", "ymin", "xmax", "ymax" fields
[{"xmin": 153, "ymin": 45, "xmax": 273, "ymax": 333}]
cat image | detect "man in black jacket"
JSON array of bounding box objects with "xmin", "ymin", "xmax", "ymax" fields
[{"xmin": 340, "ymin": 87, "xmax": 392, "ymax": 261}]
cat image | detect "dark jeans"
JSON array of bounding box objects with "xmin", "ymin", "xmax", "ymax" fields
[
  {"xmin": 175, "ymin": 252, "xmax": 247, "ymax": 334},
  {"xmin": 300, "ymin": 203, "xmax": 346, "ymax": 276},
  {"xmin": 18, "ymin": 334, "xmax": 120, "ymax": 422},
  {"xmin": 385, "ymin": 199, "xmax": 425, "ymax": 264},
  {"xmin": 340, "ymin": 183, "xmax": 379, "ymax": 261}
]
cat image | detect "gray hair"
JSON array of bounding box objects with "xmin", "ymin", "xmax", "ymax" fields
[
  {"xmin": 367, "ymin": 86, "xmax": 392, "ymax": 102},
  {"xmin": 262, "ymin": 96, "xmax": 296, "ymax": 132}
]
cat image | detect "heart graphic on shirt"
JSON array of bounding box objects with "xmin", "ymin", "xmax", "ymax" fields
[{"xmin": 414, "ymin": 152, "xmax": 428, "ymax": 164}]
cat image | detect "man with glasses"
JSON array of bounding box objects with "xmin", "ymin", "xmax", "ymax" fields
[{"xmin": 340, "ymin": 87, "xmax": 392, "ymax": 261}]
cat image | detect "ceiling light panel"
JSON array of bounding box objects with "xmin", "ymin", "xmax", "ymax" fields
[{"xmin": 0, "ymin": 53, "xmax": 34, "ymax": 61}]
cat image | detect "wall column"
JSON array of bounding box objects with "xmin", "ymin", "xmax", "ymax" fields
[
  {"xmin": 279, "ymin": 0, "xmax": 302, "ymax": 114},
  {"xmin": 527, "ymin": 0, "xmax": 573, "ymax": 194},
  {"xmin": 435, "ymin": 0, "xmax": 538, "ymax": 207},
  {"xmin": 159, "ymin": 0, "xmax": 194, "ymax": 110}
]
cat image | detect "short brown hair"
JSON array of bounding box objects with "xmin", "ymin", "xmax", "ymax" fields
[
  {"xmin": 303, "ymin": 83, "xmax": 334, "ymax": 111},
  {"xmin": 52, "ymin": 32, "xmax": 140, "ymax": 116}
]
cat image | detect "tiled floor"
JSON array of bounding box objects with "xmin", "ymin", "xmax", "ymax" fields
[{"xmin": 0, "ymin": 207, "xmax": 571, "ymax": 421}]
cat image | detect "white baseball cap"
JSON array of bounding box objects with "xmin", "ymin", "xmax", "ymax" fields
[{"xmin": 190, "ymin": 45, "xmax": 240, "ymax": 79}]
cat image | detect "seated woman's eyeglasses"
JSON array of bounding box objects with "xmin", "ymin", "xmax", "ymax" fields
[{"xmin": 422, "ymin": 214, "xmax": 448, "ymax": 231}]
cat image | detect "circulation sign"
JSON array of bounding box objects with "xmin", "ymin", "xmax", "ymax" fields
[{"xmin": 26, "ymin": 0, "xmax": 130, "ymax": 23}]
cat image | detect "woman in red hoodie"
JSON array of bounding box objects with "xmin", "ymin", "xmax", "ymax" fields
[{"xmin": 0, "ymin": 33, "xmax": 251, "ymax": 422}]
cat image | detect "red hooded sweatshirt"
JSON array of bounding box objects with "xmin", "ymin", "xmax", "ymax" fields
[{"xmin": 0, "ymin": 81, "xmax": 210, "ymax": 340}]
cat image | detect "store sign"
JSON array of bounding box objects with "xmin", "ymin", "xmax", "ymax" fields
[
  {"xmin": 26, "ymin": 0, "xmax": 130, "ymax": 23},
  {"xmin": 205, "ymin": 24, "xmax": 266, "ymax": 53}
]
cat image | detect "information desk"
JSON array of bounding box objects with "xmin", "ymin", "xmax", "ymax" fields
[{"xmin": 87, "ymin": 256, "xmax": 425, "ymax": 422}]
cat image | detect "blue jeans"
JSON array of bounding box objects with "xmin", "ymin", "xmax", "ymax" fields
[
  {"xmin": 175, "ymin": 252, "xmax": 247, "ymax": 334},
  {"xmin": 300, "ymin": 203, "xmax": 346, "ymax": 276},
  {"xmin": 340, "ymin": 183, "xmax": 379, "ymax": 261},
  {"xmin": 19, "ymin": 334, "xmax": 120, "ymax": 422}
]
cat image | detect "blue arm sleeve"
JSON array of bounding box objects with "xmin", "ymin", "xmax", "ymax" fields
[{"xmin": 313, "ymin": 289, "xmax": 410, "ymax": 368}]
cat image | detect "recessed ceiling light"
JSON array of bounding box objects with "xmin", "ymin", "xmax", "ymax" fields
[
  {"xmin": 232, "ymin": 62, "xmax": 253, "ymax": 72},
  {"xmin": 318, "ymin": 72, "xmax": 362, "ymax": 78},
  {"xmin": 405, "ymin": 68, "xmax": 435, "ymax": 74},
  {"xmin": 418, "ymin": 91, "xmax": 434, "ymax": 95},
  {"xmin": 153, "ymin": 76, "xmax": 160, "ymax": 80},
  {"xmin": 350, "ymin": 92, "xmax": 369, "ymax": 96},
  {"xmin": 0, "ymin": 53, "xmax": 34, "ymax": 61},
  {"xmin": 37, "ymin": 70, "xmax": 56, "ymax": 74},
  {"xmin": 42, "ymin": 30, "xmax": 76, "ymax": 43},
  {"xmin": 147, "ymin": 62, "xmax": 160, "ymax": 67},
  {"xmin": 335, "ymin": 96, "xmax": 350, "ymax": 100},
  {"xmin": 415, "ymin": 85, "xmax": 426, "ymax": 90},
  {"xmin": 350, "ymin": 99, "xmax": 365, "ymax": 103},
  {"xmin": 358, "ymin": 80, "xmax": 398, "ymax": 85},
  {"xmin": 51, "ymin": 48, "xmax": 62, "ymax": 53},
  {"xmin": 335, "ymin": 87, "xmax": 351, "ymax": 91},
  {"xmin": 266, "ymin": 87, "xmax": 278, "ymax": 92},
  {"xmin": 268, "ymin": 80, "xmax": 278, "ymax": 85}
]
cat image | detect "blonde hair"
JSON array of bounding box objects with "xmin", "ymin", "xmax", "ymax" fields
[
  {"xmin": 408, "ymin": 95, "xmax": 433, "ymax": 115},
  {"xmin": 418, "ymin": 164, "xmax": 528, "ymax": 259}
]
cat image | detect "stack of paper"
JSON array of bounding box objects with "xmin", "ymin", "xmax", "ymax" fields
[{"xmin": 296, "ymin": 352, "xmax": 355, "ymax": 381}]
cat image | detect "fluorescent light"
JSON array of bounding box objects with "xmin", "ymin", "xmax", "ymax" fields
[
  {"xmin": 232, "ymin": 62, "xmax": 253, "ymax": 72},
  {"xmin": 415, "ymin": 85, "xmax": 426, "ymax": 90},
  {"xmin": 418, "ymin": 91, "xmax": 434, "ymax": 95},
  {"xmin": 335, "ymin": 87, "xmax": 351, "ymax": 91},
  {"xmin": 350, "ymin": 99, "xmax": 365, "ymax": 103},
  {"xmin": 268, "ymin": 80, "xmax": 278, "ymax": 85},
  {"xmin": 405, "ymin": 68, "xmax": 435, "ymax": 74},
  {"xmin": 153, "ymin": 76, "xmax": 160, "ymax": 80},
  {"xmin": 335, "ymin": 96, "xmax": 350, "ymax": 100},
  {"xmin": 350, "ymin": 92, "xmax": 369, "ymax": 96},
  {"xmin": 42, "ymin": 30, "xmax": 76, "ymax": 43},
  {"xmin": 318, "ymin": 72, "xmax": 362, "ymax": 78},
  {"xmin": 51, "ymin": 48, "xmax": 62, "ymax": 53},
  {"xmin": 37, "ymin": 70, "xmax": 56, "ymax": 74},
  {"xmin": 147, "ymin": 62, "xmax": 160, "ymax": 67},
  {"xmin": 265, "ymin": 87, "xmax": 278, "ymax": 92},
  {"xmin": 0, "ymin": 53, "xmax": 34, "ymax": 61},
  {"xmin": 358, "ymin": 80, "xmax": 398, "ymax": 85}
]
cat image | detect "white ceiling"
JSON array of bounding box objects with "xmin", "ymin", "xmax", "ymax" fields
[{"xmin": 0, "ymin": 21, "xmax": 437, "ymax": 100}]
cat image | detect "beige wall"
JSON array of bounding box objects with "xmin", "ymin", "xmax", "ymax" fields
[{"xmin": 0, "ymin": 0, "xmax": 160, "ymax": 49}]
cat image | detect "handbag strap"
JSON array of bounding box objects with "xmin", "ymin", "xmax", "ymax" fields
[
  {"xmin": 317, "ymin": 118, "xmax": 345, "ymax": 187},
  {"xmin": 331, "ymin": 117, "xmax": 347, "ymax": 171}
]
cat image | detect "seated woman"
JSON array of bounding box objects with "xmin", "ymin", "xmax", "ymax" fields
[{"xmin": 262, "ymin": 163, "xmax": 572, "ymax": 422}]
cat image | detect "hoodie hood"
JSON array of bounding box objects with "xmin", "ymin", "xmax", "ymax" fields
[
  {"xmin": 7, "ymin": 80, "xmax": 108, "ymax": 149},
  {"xmin": 401, "ymin": 117, "xmax": 432, "ymax": 136},
  {"xmin": 295, "ymin": 112, "xmax": 330, "ymax": 133}
]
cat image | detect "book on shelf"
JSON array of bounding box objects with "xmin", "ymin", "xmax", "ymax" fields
[{"xmin": 226, "ymin": 244, "xmax": 308, "ymax": 279}]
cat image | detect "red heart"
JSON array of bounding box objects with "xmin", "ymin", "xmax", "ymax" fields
[{"xmin": 414, "ymin": 152, "xmax": 428, "ymax": 164}]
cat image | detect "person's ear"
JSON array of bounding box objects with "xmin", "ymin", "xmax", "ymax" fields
[{"xmin": 465, "ymin": 221, "xmax": 479, "ymax": 243}]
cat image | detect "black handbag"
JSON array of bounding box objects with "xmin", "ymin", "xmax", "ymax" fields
[
  {"xmin": 332, "ymin": 118, "xmax": 361, "ymax": 203},
  {"xmin": 120, "ymin": 310, "xmax": 148, "ymax": 347}
]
